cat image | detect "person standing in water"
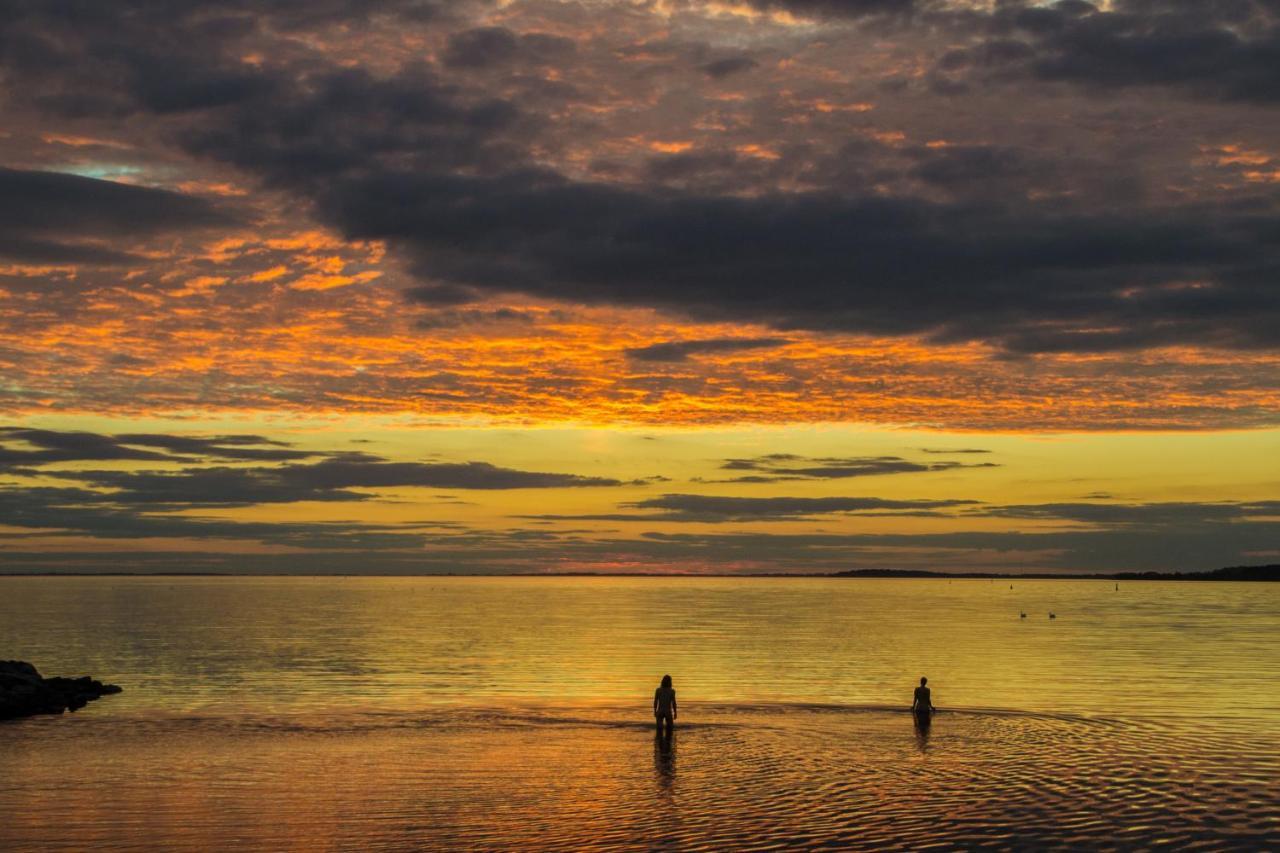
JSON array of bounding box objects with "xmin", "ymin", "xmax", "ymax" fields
[
  {"xmin": 912, "ymin": 676, "xmax": 936, "ymax": 718},
  {"xmin": 654, "ymin": 674, "xmax": 677, "ymax": 737}
]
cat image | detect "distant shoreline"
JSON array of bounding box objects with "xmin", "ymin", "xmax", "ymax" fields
[{"xmin": 1, "ymin": 565, "xmax": 1275, "ymax": 581}]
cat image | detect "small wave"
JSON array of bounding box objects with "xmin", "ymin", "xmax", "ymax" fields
[
  {"xmin": 82, "ymin": 700, "xmax": 1125, "ymax": 740},
  {"xmin": 695, "ymin": 700, "xmax": 1120, "ymax": 727},
  {"xmin": 6, "ymin": 700, "xmax": 1277, "ymax": 851}
]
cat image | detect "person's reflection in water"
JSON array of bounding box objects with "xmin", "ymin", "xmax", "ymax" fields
[
  {"xmin": 913, "ymin": 707, "xmax": 932, "ymax": 754},
  {"xmin": 654, "ymin": 727, "xmax": 676, "ymax": 793}
]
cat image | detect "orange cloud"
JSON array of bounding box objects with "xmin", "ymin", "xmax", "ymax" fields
[{"xmin": 649, "ymin": 140, "xmax": 695, "ymax": 153}]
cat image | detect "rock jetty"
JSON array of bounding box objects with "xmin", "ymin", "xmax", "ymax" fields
[{"xmin": 0, "ymin": 660, "xmax": 122, "ymax": 720}]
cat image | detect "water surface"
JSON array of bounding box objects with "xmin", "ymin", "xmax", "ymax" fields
[{"xmin": 2, "ymin": 576, "xmax": 1277, "ymax": 849}]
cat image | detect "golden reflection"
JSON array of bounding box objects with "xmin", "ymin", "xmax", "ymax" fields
[
  {"xmin": 913, "ymin": 711, "xmax": 932, "ymax": 755},
  {"xmin": 2, "ymin": 578, "xmax": 1276, "ymax": 849},
  {"xmin": 654, "ymin": 728, "xmax": 676, "ymax": 795}
]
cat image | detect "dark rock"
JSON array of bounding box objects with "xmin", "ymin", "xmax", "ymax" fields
[{"xmin": 0, "ymin": 660, "xmax": 123, "ymax": 720}]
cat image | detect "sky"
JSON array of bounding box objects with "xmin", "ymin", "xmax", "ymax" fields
[{"xmin": 0, "ymin": 0, "xmax": 1277, "ymax": 574}]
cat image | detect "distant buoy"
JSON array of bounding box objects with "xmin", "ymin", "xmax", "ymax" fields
[
  {"xmin": 1049, "ymin": 612, "xmax": 1057, "ymax": 619},
  {"xmin": 1020, "ymin": 612, "xmax": 1027, "ymax": 618}
]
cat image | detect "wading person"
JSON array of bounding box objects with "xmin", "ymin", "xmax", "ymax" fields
[
  {"xmin": 912, "ymin": 676, "xmax": 936, "ymax": 719},
  {"xmin": 654, "ymin": 674, "xmax": 677, "ymax": 737}
]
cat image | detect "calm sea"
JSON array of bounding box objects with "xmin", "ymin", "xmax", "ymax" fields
[{"xmin": 2, "ymin": 576, "xmax": 1277, "ymax": 850}]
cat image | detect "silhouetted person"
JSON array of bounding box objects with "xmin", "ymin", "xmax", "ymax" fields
[
  {"xmin": 912, "ymin": 676, "xmax": 935, "ymax": 718},
  {"xmin": 654, "ymin": 674, "xmax": 677, "ymax": 737}
]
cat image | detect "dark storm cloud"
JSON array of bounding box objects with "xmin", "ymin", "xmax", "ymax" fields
[
  {"xmin": 627, "ymin": 493, "xmax": 978, "ymax": 521},
  {"xmin": 0, "ymin": 235, "xmax": 141, "ymax": 266},
  {"xmin": 712, "ymin": 454, "xmax": 997, "ymax": 482},
  {"xmin": 0, "ymin": 485, "xmax": 429, "ymax": 549},
  {"xmin": 625, "ymin": 338, "xmax": 790, "ymax": 362},
  {"xmin": 936, "ymin": 0, "xmax": 1280, "ymax": 104},
  {"xmin": 0, "ymin": 168, "xmax": 234, "ymax": 265},
  {"xmin": 0, "ymin": 0, "xmax": 485, "ymax": 126},
  {"xmin": 0, "ymin": 431, "xmax": 170, "ymax": 466},
  {"xmin": 63, "ymin": 467, "xmax": 367, "ymax": 507},
  {"xmin": 741, "ymin": 0, "xmax": 920, "ymax": 18},
  {"xmin": 183, "ymin": 66, "xmax": 524, "ymax": 187},
  {"xmin": 3, "ymin": 517, "xmax": 1277, "ymax": 573},
  {"xmin": 4, "ymin": 1, "xmax": 1280, "ymax": 354},
  {"xmin": 0, "ymin": 428, "xmax": 318, "ymax": 467},
  {"xmin": 131, "ymin": 60, "xmax": 278, "ymax": 115},
  {"xmin": 0, "ymin": 444, "xmax": 625, "ymax": 557},
  {"xmin": 0, "ymin": 550, "xmax": 449, "ymax": 573},
  {"xmin": 1, "ymin": 431, "xmax": 622, "ymax": 494},
  {"xmin": 702, "ymin": 56, "xmax": 758, "ymax": 78},
  {"xmin": 633, "ymin": 520, "xmax": 1280, "ymax": 573},
  {"xmin": 44, "ymin": 456, "xmax": 622, "ymax": 507},
  {"xmin": 4, "ymin": 489, "xmax": 1275, "ymax": 570},
  {"xmin": 319, "ymin": 168, "xmax": 1280, "ymax": 353},
  {"xmin": 270, "ymin": 457, "xmax": 623, "ymax": 490},
  {"xmin": 112, "ymin": 434, "xmax": 315, "ymax": 461},
  {"xmin": 516, "ymin": 493, "xmax": 976, "ymax": 522},
  {"xmin": 905, "ymin": 144, "xmax": 1066, "ymax": 198},
  {"xmin": 414, "ymin": 307, "xmax": 536, "ymax": 329},
  {"xmin": 741, "ymin": 0, "xmax": 1280, "ymax": 108},
  {"xmin": 518, "ymin": 495, "xmax": 1280, "ymax": 527},
  {"xmin": 971, "ymin": 500, "xmax": 1280, "ymax": 526},
  {"xmin": 403, "ymin": 283, "xmax": 483, "ymax": 306},
  {"xmin": 442, "ymin": 26, "xmax": 575, "ymax": 68},
  {"xmin": 641, "ymin": 151, "xmax": 743, "ymax": 185}
]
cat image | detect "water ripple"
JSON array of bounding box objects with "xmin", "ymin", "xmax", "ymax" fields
[{"xmin": 3, "ymin": 703, "xmax": 1277, "ymax": 851}]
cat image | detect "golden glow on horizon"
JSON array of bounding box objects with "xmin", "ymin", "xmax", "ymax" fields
[{"xmin": 2, "ymin": 412, "xmax": 1275, "ymax": 573}]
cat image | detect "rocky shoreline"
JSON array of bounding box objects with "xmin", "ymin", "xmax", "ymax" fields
[{"xmin": 0, "ymin": 660, "xmax": 122, "ymax": 720}]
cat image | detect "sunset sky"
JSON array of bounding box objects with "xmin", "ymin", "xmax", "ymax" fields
[{"xmin": 1, "ymin": 0, "xmax": 1277, "ymax": 574}]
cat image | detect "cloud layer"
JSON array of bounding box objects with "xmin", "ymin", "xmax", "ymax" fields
[
  {"xmin": 710, "ymin": 454, "xmax": 997, "ymax": 482},
  {"xmin": 0, "ymin": 0, "xmax": 1277, "ymax": 431},
  {"xmin": 1, "ymin": 1, "xmax": 1277, "ymax": 574},
  {"xmin": 0, "ymin": 168, "xmax": 232, "ymax": 265},
  {"xmin": 3, "ymin": 0, "xmax": 1278, "ymax": 356}
]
